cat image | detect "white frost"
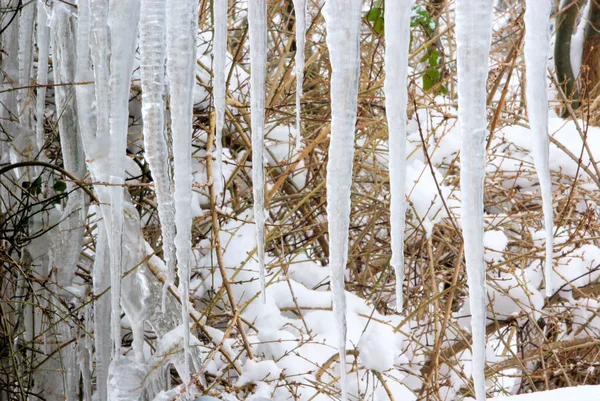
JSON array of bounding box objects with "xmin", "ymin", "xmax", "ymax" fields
[
  {"xmin": 384, "ymin": 0, "xmax": 413, "ymax": 312},
  {"xmin": 524, "ymin": 0, "xmax": 554, "ymax": 297},
  {"xmin": 322, "ymin": 1, "xmax": 363, "ymax": 400},
  {"xmin": 456, "ymin": 0, "xmax": 494, "ymax": 400},
  {"xmin": 248, "ymin": 0, "xmax": 268, "ymax": 303}
]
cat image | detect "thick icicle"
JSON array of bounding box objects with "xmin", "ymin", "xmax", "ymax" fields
[
  {"xmin": 384, "ymin": 0, "xmax": 413, "ymax": 313},
  {"xmin": 524, "ymin": 0, "xmax": 554, "ymax": 298},
  {"xmin": 213, "ymin": 0, "xmax": 227, "ymax": 196},
  {"xmin": 292, "ymin": 0, "xmax": 307, "ymax": 140},
  {"xmin": 166, "ymin": 0, "xmax": 198, "ymax": 385},
  {"xmin": 106, "ymin": 0, "xmax": 141, "ymax": 361},
  {"xmin": 248, "ymin": 0, "xmax": 268, "ymax": 303},
  {"xmin": 139, "ymin": 0, "xmax": 176, "ymax": 311},
  {"xmin": 322, "ymin": 1, "xmax": 362, "ymax": 400},
  {"xmin": 35, "ymin": 1, "xmax": 50, "ymax": 154},
  {"xmin": 456, "ymin": 0, "xmax": 494, "ymax": 400}
]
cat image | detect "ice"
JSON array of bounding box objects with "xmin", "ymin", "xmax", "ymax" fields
[
  {"xmin": 384, "ymin": 0, "xmax": 413, "ymax": 313},
  {"xmin": 456, "ymin": 0, "xmax": 494, "ymax": 400},
  {"xmin": 139, "ymin": 0, "xmax": 177, "ymax": 311},
  {"xmin": 248, "ymin": 0, "xmax": 268, "ymax": 303},
  {"xmin": 17, "ymin": 0, "xmax": 35, "ymax": 148},
  {"xmin": 166, "ymin": 0, "xmax": 198, "ymax": 385},
  {"xmin": 322, "ymin": 1, "xmax": 363, "ymax": 400},
  {"xmin": 107, "ymin": 0, "xmax": 141, "ymax": 361},
  {"xmin": 50, "ymin": 3, "xmax": 89, "ymax": 293},
  {"xmin": 35, "ymin": 1, "xmax": 50, "ymax": 153},
  {"xmin": 524, "ymin": 0, "xmax": 554, "ymax": 297},
  {"xmin": 107, "ymin": 358, "xmax": 147, "ymax": 401},
  {"xmin": 293, "ymin": 0, "xmax": 307, "ymax": 143},
  {"xmin": 213, "ymin": 0, "xmax": 227, "ymax": 196},
  {"xmin": 93, "ymin": 223, "xmax": 111, "ymax": 401}
]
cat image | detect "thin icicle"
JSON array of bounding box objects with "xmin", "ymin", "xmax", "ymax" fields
[
  {"xmin": 322, "ymin": 1, "xmax": 362, "ymax": 400},
  {"xmin": 139, "ymin": 0, "xmax": 176, "ymax": 311},
  {"xmin": 248, "ymin": 0, "xmax": 267, "ymax": 304},
  {"xmin": 384, "ymin": 0, "xmax": 413, "ymax": 313},
  {"xmin": 106, "ymin": 0, "xmax": 141, "ymax": 361},
  {"xmin": 456, "ymin": 0, "xmax": 494, "ymax": 400},
  {"xmin": 213, "ymin": 0, "xmax": 227, "ymax": 196},
  {"xmin": 17, "ymin": 0, "xmax": 35, "ymax": 128},
  {"xmin": 35, "ymin": 1, "xmax": 50, "ymax": 154},
  {"xmin": 292, "ymin": 0, "xmax": 307, "ymax": 144},
  {"xmin": 166, "ymin": 0, "xmax": 197, "ymax": 385},
  {"xmin": 524, "ymin": 0, "xmax": 554, "ymax": 298}
]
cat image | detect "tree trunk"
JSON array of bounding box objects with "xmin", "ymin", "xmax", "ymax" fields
[
  {"xmin": 554, "ymin": 0, "xmax": 585, "ymax": 115},
  {"xmin": 582, "ymin": 0, "xmax": 600, "ymax": 120}
]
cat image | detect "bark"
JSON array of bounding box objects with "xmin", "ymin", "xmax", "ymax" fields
[{"xmin": 554, "ymin": 0, "xmax": 585, "ymax": 115}]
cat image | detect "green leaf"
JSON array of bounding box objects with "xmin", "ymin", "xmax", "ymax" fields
[
  {"xmin": 429, "ymin": 49, "xmax": 440, "ymax": 67},
  {"xmin": 366, "ymin": 7, "xmax": 381, "ymax": 22},
  {"xmin": 423, "ymin": 74, "xmax": 433, "ymax": 91},
  {"xmin": 374, "ymin": 16, "xmax": 384, "ymax": 34},
  {"xmin": 426, "ymin": 68, "xmax": 441, "ymax": 83},
  {"xmin": 54, "ymin": 180, "xmax": 67, "ymax": 193}
]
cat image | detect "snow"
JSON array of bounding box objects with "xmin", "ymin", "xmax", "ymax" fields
[
  {"xmin": 293, "ymin": 0, "xmax": 307, "ymax": 143},
  {"xmin": 489, "ymin": 385, "xmax": 600, "ymax": 401},
  {"xmin": 524, "ymin": 0, "xmax": 554, "ymax": 297},
  {"xmin": 248, "ymin": 0, "xmax": 268, "ymax": 303},
  {"xmin": 456, "ymin": 0, "xmax": 495, "ymax": 400},
  {"xmin": 166, "ymin": 0, "xmax": 198, "ymax": 385},
  {"xmin": 213, "ymin": 0, "xmax": 227, "ymax": 196},
  {"xmin": 322, "ymin": 1, "xmax": 363, "ymax": 399},
  {"xmin": 357, "ymin": 324, "xmax": 396, "ymax": 372},
  {"xmin": 384, "ymin": 0, "xmax": 413, "ymax": 313},
  {"xmin": 139, "ymin": 0, "xmax": 177, "ymax": 311}
]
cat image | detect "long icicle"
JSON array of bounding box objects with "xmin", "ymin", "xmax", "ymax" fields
[
  {"xmin": 139, "ymin": 0, "xmax": 176, "ymax": 311},
  {"xmin": 35, "ymin": 1, "xmax": 50, "ymax": 155},
  {"xmin": 213, "ymin": 0, "xmax": 227, "ymax": 197},
  {"xmin": 524, "ymin": 0, "xmax": 554, "ymax": 298},
  {"xmin": 107, "ymin": 0, "xmax": 141, "ymax": 361},
  {"xmin": 166, "ymin": 0, "xmax": 197, "ymax": 385},
  {"xmin": 292, "ymin": 0, "xmax": 307, "ymax": 143},
  {"xmin": 322, "ymin": 1, "xmax": 362, "ymax": 400},
  {"xmin": 456, "ymin": 0, "xmax": 494, "ymax": 400},
  {"xmin": 384, "ymin": 0, "xmax": 413, "ymax": 313},
  {"xmin": 248, "ymin": 0, "xmax": 268, "ymax": 304},
  {"xmin": 89, "ymin": 0, "xmax": 119, "ymax": 357}
]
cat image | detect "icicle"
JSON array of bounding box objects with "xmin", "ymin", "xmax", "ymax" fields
[
  {"xmin": 248, "ymin": 0, "xmax": 267, "ymax": 304},
  {"xmin": 94, "ymin": 221, "xmax": 111, "ymax": 401},
  {"xmin": 106, "ymin": 0, "xmax": 141, "ymax": 361},
  {"xmin": 456, "ymin": 0, "xmax": 494, "ymax": 400},
  {"xmin": 36, "ymin": 1, "xmax": 50, "ymax": 154},
  {"xmin": 292, "ymin": 0, "xmax": 307, "ymax": 144},
  {"xmin": 322, "ymin": 1, "xmax": 362, "ymax": 400},
  {"xmin": 139, "ymin": 0, "xmax": 176, "ymax": 311},
  {"xmin": 524, "ymin": 0, "xmax": 554, "ymax": 298},
  {"xmin": 384, "ymin": 0, "xmax": 413, "ymax": 313},
  {"xmin": 166, "ymin": 0, "xmax": 198, "ymax": 385},
  {"xmin": 213, "ymin": 0, "xmax": 227, "ymax": 196},
  {"xmin": 17, "ymin": 0, "xmax": 35, "ymax": 129}
]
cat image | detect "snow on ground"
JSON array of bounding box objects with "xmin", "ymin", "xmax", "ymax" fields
[{"xmin": 489, "ymin": 385, "xmax": 600, "ymax": 400}]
